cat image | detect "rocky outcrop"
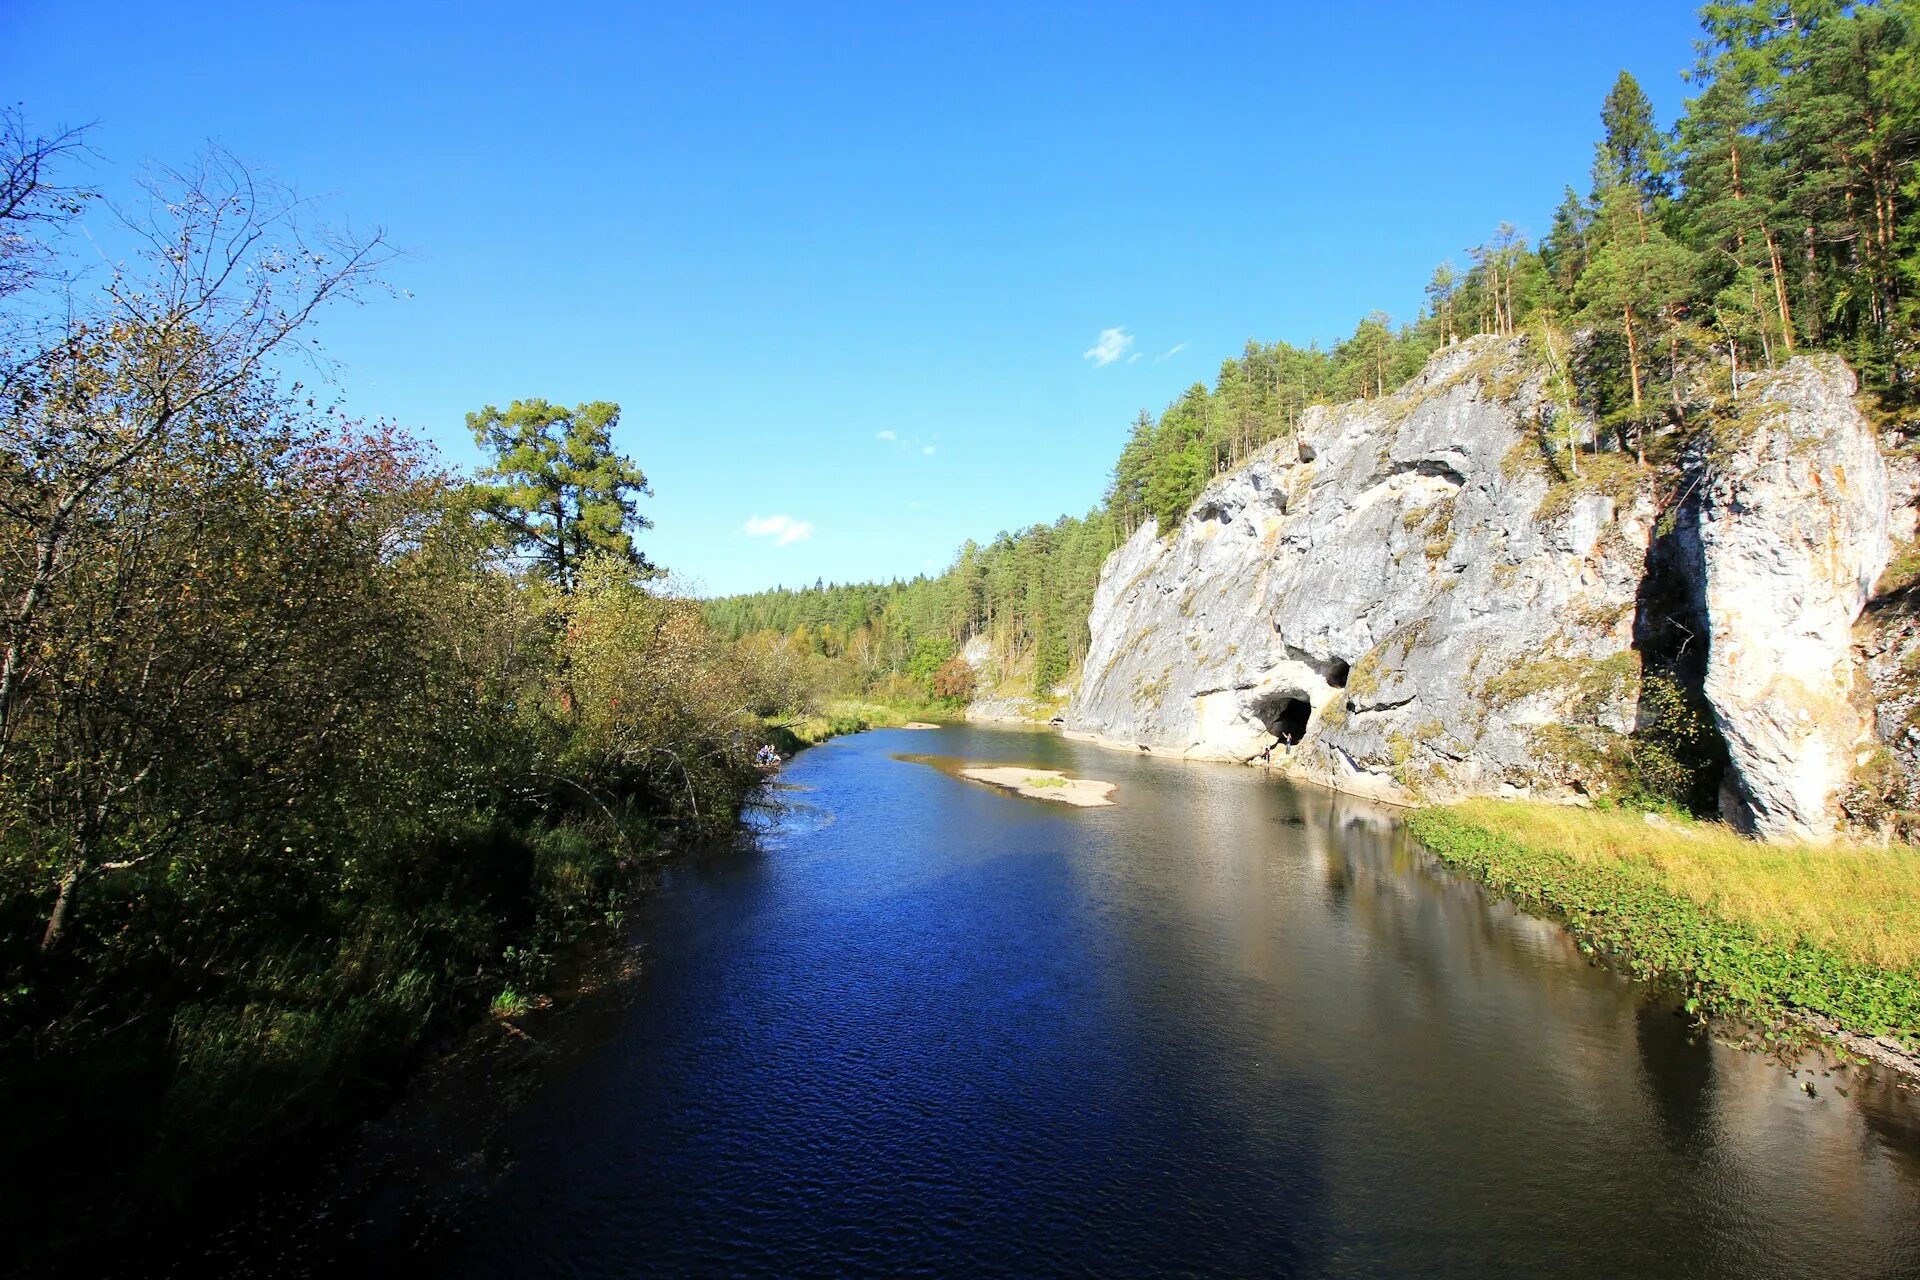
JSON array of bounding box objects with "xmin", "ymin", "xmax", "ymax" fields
[
  {"xmin": 965, "ymin": 692, "xmax": 1054, "ymax": 724},
  {"xmin": 960, "ymin": 634, "xmax": 1058, "ymax": 723},
  {"xmin": 1848, "ymin": 453, "xmax": 1920, "ymax": 836},
  {"xmin": 1069, "ymin": 338, "xmax": 1650, "ymax": 803},
  {"xmin": 1066, "ymin": 337, "xmax": 1894, "ymax": 839},
  {"xmin": 1689, "ymin": 357, "xmax": 1889, "ymax": 840}
]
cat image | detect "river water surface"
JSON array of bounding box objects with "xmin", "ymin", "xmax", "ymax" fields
[{"xmin": 202, "ymin": 725, "xmax": 1920, "ymax": 1277}]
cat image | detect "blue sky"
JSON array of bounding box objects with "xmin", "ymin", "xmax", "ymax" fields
[{"xmin": 4, "ymin": 1, "xmax": 1701, "ymax": 595}]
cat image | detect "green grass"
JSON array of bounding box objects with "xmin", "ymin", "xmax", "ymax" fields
[
  {"xmin": 763, "ymin": 698, "xmax": 957, "ymax": 755},
  {"xmin": 1409, "ymin": 800, "xmax": 1920, "ymax": 1051},
  {"xmin": 1024, "ymin": 775, "xmax": 1065, "ymax": 789},
  {"xmin": 1876, "ymin": 533, "xmax": 1920, "ymax": 598}
]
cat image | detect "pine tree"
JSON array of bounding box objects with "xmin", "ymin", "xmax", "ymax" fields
[
  {"xmin": 1425, "ymin": 261, "xmax": 1462, "ymax": 342},
  {"xmin": 1541, "ymin": 187, "xmax": 1594, "ymax": 303},
  {"xmin": 1676, "ymin": 68, "xmax": 1795, "ymax": 368},
  {"xmin": 1773, "ymin": 2, "xmax": 1917, "ymax": 381},
  {"xmin": 1576, "ymin": 184, "xmax": 1700, "ymax": 457},
  {"xmin": 467, "ymin": 398, "xmax": 653, "ymax": 589},
  {"xmin": 1594, "ymin": 70, "xmax": 1675, "ymax": 210}
]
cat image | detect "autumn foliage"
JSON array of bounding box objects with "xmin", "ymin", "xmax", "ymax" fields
[
  {"xmin": 0, "ymin": 121, "xmax": 772, "ymax": 1257},
  {"xmin": 931, "ymin": 656, "xmax": 976, "ymax": 704}
]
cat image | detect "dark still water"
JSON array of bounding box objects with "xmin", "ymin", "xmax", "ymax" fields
[{"xmin": 211, "ymin": 725, "xmax": 1920, "ymax": 1277}]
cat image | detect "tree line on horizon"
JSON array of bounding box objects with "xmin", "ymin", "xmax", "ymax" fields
[
  {"xmin": 714, "ymin": 0, "xmax": 1920, "ymax": 699},
  {"xmin": 705, "ymin": 510, "xmax": 1117, "ymax": 703},
  {"xmin": 1114, "ymin": 0, "xmax": 1920, "ymax": 528}
]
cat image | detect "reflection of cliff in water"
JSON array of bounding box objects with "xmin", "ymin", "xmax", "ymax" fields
[
  {"xmin": 150, "ymin": 724, "xmax": 1920, "ymax": 1278},
  {"xmin": 1049, "ymin": 747, "xmax": 1920, "ymax": 1277}
]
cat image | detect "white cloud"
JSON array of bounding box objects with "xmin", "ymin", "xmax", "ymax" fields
[
  {"xmin": 877, "ymin": 428, "xmax": 940, "ymax": 457},
  {"xmin": 742, "ymin": 514, "xmax": 815, "ymax": 547},
  {"xmin": 1083, "ymin": 326, "xmax": 1134, "ymax": 367},
  {"xmin": 1158, "ymin": 341, "xmax": 1188, "ymax": 362},
  {"xmin": 1127, "ymin": 352, "xmax": 1141, "ymax": 364}
]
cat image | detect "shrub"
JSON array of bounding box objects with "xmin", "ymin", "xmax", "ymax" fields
[{"xmin": 931, "ymin": 656, "xmax": 976, "ymax": 704}]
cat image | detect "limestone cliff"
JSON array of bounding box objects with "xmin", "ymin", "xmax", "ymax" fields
[
  {"xmin": 1849, "ymin": 452, "xmax": 1920, "ymax": 838},
  {"xmin": 1065, "ymin": 337, "xmax": 1893, "ymax": 840},
  {"xmin": 1688, "ymin": 356, "xmax": 1889, "ymax": 840}
]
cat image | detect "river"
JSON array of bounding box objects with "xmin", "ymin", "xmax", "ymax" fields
[{"xmin": 175, "ymin": 724, "xmax": 1920, "ymax": 1277}]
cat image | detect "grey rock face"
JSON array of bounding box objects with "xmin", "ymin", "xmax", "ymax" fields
[
  {"xmin": 1692, "ymin": 357, "xmax": 1889, "ymax": 840},
  {"xmin": 1852, "ymin": 454, "xmax": 1920, "ymax": 836},
  {"xmin": 1069, "ymin": 338, "xmax": 1652, "ymax": 803},
  {"xmin": 1066, "ymin": 339, "xmax": 1891, "ymax": 836}
]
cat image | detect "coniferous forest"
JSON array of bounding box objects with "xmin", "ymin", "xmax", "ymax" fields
[{"xmin": 714, "ymin": 0, "xmax": 1920, "ymax": 700}]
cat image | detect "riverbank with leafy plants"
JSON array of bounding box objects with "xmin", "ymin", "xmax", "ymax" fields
[
  {"xmin": 0, "ymin": 123, "xmax": 813, "ymax": 1273},
  {"xmin": 1408, "ymin": 801, "xmax": 1920, "ymax": 1075}
]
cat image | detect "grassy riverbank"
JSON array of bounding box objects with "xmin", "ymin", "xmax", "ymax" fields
[
  {"xmin": 1408, "ymin": 801, "xmax": 1920, "ymax": 1057},
  {"xmin": 763, "ymin": 698, "xmax": 956, "ymax": 755}
]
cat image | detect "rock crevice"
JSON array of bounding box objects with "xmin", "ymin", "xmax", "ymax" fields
[{"xmin": 1065, "ymin": 338, "xmax": 1893, "ymax": 840}]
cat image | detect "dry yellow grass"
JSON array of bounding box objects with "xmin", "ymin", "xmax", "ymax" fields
[{"xmin": 1448, "ymin": 799, "xmax": 1920, "ymax": 972}]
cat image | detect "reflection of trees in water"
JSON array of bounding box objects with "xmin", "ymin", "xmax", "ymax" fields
[
  {"xmin": 1287, "ymin": 776, "xmax": 1920, "ymax": 1259},
  {"xmin": 921, "ymin": 735, "xmax": 1920, "ymax": 1263},
  {"xmin": 1073, "ymin": 764, "xmax": 1641, "ymax": 1101},
  {"xmin": 1851, "ymin": 1073, "xmax": 1920, "ymax": 1186},
  {"xmin": 1295, "ymin": 789, "xmax": 1591, "ymax": 1001},
  {"xmin": 1298, "ymin": 791, "xmax": 1660, "ymax": 1123},
  {"xmin": 1633, "ymin": 998, "xmax": 1715, "ymax": 1158}
]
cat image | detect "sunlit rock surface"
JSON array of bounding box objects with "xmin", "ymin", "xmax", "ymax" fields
[
  {"xmin": 1689, "ymin": 357, "xmax": 1888, "ymax": 840},
  {"xmin": 1066, "ymin": 337, "xmax": 1892, "ymax": 838},
  {"xmin": 962, "ymin": 633, "xmax": 1060, "ymax": 723}
]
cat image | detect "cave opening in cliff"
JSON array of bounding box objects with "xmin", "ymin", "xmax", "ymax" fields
[
  {"xmin": 1633, "ymin": 493, "xmax": 1732, "ymax": 817},
  {"xmin": 1253, "ymin": 693, "xmax": 1313, "ymax": 747},
  {"xmin": 1326, "ymin": 659, "xmax": 1350, "ymax": 689}
]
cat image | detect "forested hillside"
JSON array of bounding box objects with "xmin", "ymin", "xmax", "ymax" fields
[
  {"xmin": 1116, "ymin": 0, "xmax": 1920, "ymax": 528},
  {"xmin": 707, "ymin": 512, "xmax": 1118, "ymax": 702},
  {"xmin": 713, "ymin": 0, "xmax": 1920, "ymax": 702}
]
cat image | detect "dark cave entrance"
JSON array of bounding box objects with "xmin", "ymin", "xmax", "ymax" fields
[
  {"xmin": 1632, "ymin": 488, "xmax": 1731, "ymax": 817},
  {"xmin": 1326, "ymin": 659, "xmax": 1351, "ymax": 689},
  {"xmin": 1253, "ymin": 692, "xmax": 1313, "ymax": 747}
]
